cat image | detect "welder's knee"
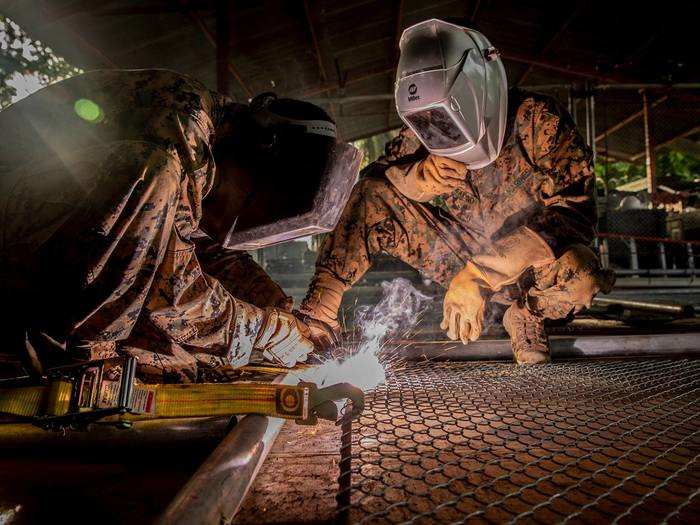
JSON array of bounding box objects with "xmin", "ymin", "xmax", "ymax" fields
[
  {"xmin": 527, "ymin": 244, "xmax": 615, "ymax": 319},
  {"xmin": 557, "ymin": 244, "xmax": 615, "ymax": 299}
]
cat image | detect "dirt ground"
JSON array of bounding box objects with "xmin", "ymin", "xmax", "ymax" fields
[{"xmin": 234, "ymin": 419, "xmax": 342, "ymax": 524}]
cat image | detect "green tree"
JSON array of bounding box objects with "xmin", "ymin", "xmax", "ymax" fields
[
  {"xmin": 596, "ymin": 150, "xmax": 700, "ymax": 191},
  {"xmin": 353, "ymin": 129, "xmax": 400, "ymax": 169},
  {"xmin": 0, "ymin": 14, "xmax": 81, "ymax": 108}
]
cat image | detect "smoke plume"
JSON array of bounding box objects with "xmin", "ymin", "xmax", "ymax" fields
[{"xmin": 298, "ymin": 278, "xmax": 432, "ymax": 391}]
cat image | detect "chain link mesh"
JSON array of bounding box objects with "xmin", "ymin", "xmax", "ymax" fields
[{"xmin": 342, "ymin": 359, "xmax": 700, "ymax": 524}]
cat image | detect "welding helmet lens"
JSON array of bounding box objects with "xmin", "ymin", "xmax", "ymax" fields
[{"xmin": 404, "ymin": 106, "xmax": 468, "ymax": 150}]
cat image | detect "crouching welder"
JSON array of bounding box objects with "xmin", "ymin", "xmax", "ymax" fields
[
  {"xmin": 0, "ymin": 69, "xmax": 361, "ymax": 382},
  {"xmin": 299, "ymin": 19, "xmax": 615, "ymax": 364}
]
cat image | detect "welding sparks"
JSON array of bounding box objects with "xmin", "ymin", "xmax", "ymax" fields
[{"xmin": 297, "ymin": 278, "xmax": 432, "ymax": 392}]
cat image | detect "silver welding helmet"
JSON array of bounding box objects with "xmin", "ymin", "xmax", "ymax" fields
[
  {"xmin": 395, "ymin": 19, "xmax": 508, "ymax": 169},
  {"xmin": 222, "ymin": 94, "xmax": 363, "ymax": 250}
]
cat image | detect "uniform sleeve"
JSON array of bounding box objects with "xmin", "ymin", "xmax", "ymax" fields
[
  {"xmin": 526, "ymin": 98, "xmax": 597, "ymax": 253},
  {"xmin": 65, "ymin": 142, "xmax": 265, "ymax": 369},
  {"xmin": 362, "ymin": 127, "xmax": 434, "ymax": 201},
  {"xmin": 194, "ymin": 235, "xmax": 293, "ymax": 311}
]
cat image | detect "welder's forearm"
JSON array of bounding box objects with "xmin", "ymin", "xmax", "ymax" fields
[
  {"xmin": 195, "ymin": 236, "xmax": 292, "ymax": 310},
  {"xmin": 469, "ymin": 226, "xmax": 555, "ymax": 291}
]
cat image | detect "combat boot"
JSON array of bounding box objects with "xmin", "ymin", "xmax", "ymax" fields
[{"xmin": 502, "ymin": 304, "xmax": 551, "ymax": 364}]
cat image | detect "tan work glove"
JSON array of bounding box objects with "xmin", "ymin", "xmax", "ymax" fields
[
  {"xmin": 441, "ymin": 226, "xmax": 556, "ymax": 344},
  {"xmin": 387, "ymin": 155, "xmax": 467, "ymax": 202},
  {"xmin": 441, "ymin": 263, "xmax": 488, "ymax": 344},
  {"xmin": 255, "ymin": 308, "xmax": 315, "ymax": 367}
]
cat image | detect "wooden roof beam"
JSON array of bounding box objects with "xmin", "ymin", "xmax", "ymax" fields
[
  {"xmin": 595, "ymin": 95, "xmax": 669, "ymax": 143},
  {"xmin": 516, "ymin": 3, "xmax": 582, "ymax": 86},
  {"xmin": 629, "ymin": 124, "xmax": 700, "ymax": 161},
  {"xmin": 187, "ymin": 9, "xmax": 252, "ymax": 98}
]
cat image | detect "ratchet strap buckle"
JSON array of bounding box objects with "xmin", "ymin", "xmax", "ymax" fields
[{"xmin": 37, "ymin": 356, "xmax": 139, "ymax": 430}]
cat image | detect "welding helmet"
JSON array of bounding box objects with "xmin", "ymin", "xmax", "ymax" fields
[
  {"xmin": 220, "ymin": 94, "xmax": 362, "ymax": 250},
  {"xmin": 395, "ymin": 19, "xmax": 508, "ymax": 169}
]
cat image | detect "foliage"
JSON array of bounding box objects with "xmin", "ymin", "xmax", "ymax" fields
[
  {"xmin": 656, "ymin": 150, "xmax": 700, "ymax": 182},
  {"xmin": 596, "ymin": 150, "xmax": 700, "ymax": 190},
  {"xmin": 0, "ymin": 14, "xmax": 81, "ymax": 108},
  {"xmin": 353, "ymin": 129, "xmax": 400, "ymax": 169}
]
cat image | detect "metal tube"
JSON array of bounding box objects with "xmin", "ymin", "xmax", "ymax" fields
[
  {"xmin": 688, "ymin": 243, "xmax": 696, "ymax": 271},
  {"xmin": 592, "ymin": 297, "xmax": 695, "ymax": 317},
  {"xmin": 158, "ymin": 372, "xmax": 294, "ymax": 525},
  {"xmin": 600, "ymin": 238, "xmax": 610, "ymax": 269},
  {"xmin": 336, "ymin": 414, "xmax": 353, "ymax": 523},
  {"xmin": 614, "ymin": 268, "xmax": 700, "ymax": 276},
  {"xmin": 399, "ymin": 333, "xmax": 700, "ymax": 361},
  {"xmin": 157, "ymin": 414, "xmax": 282, "ymax": 525},
  {"xmin": 0, "ymin": 417, "xmax": 232, "ymax": 451},
  {"xmin": 629, "ymin": 237, "xmax": 639, "ymax": 271},
  {"xmin": 596, "ymin": 83, "xmax": 700, "ymax": 90}
]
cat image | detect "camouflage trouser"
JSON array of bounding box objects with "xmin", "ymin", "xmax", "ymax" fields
[{"xmin": 316, "ymin": 177, "xmax": 614, "ymax": 321}]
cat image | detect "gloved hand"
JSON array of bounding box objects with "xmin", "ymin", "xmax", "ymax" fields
[
  {"xmin": 293, "ymin": 311, "xmax": 339, "ymax": 353},
  {"xmin": 255, "ymin": 308, "xmax": 315, "ymax": 367},
  {"xmin": 440, "ymin": 263, "xmax": 488, "ymax": 344},
  {"xmin": 386, "ymin": 155, "xmax": 467, "ymax": 202}
]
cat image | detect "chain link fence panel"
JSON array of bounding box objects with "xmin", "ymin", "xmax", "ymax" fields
[{"xmin": 342, "ymin": 359, "xmax": 700, "ymax": 524}]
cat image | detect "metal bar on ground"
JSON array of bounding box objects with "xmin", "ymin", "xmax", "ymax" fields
[
  {"xmin": 157, "ymin": 372, "xmax": 295, "ymax": 525},
  {"xmin": 592, "ymin": 296, "xmax": 695, "ymax": 317},
  {"xmin": 157, "ymin": 414, "xmax": 281, "ymax": 525},
  {"xmin": 336, "ymin": 412, "xmax": 353, "ymax": 523},
  {"xmin": 398, "ymin": 333, "xmax": 700, "ymax": 361}
]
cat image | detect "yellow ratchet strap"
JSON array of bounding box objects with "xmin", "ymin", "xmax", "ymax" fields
[
  {"xmin": 0, "ymin": 380, "xmax": 314, "ymax": 425},
  {"xmin": 0, "ymin": 357, "xmax": 364, "ymax": 430}
]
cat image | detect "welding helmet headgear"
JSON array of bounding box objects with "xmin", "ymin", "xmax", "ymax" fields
[
  {"xmin": 220, "ymin": 94, "xmax": 362, "ymax": 250},
  {"xmin": 395, "ymin": 19, "xmax": 507, "ymax": 169}
]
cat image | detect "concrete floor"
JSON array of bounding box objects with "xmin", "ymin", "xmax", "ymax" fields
[{"xmin": 235, "ymin": 420, "xmax": 342, "ymax": 524}]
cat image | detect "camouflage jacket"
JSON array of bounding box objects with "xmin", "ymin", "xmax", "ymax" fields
[
  {"xmin": 0, "ymin": 69, "xmax": 271, "ymax": 377},
  {"xmin": 364, "ymin": 89, "xmax": 597, "ymax": 255}
]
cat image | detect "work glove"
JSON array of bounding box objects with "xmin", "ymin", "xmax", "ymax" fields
[
  {"xmin": 386, "ymin": 155, "xmax": 467, "ymax": 202},
  {"xmin": 441, "ymin": 227, "xmax": 556, "ymax": 344},
  {"xmin": 293, "ymin": 311, "xmax": 340, "ymax": 354},
  {"xmin": 255, "ymin": 308, "xmax": 315, "ymax": 367},
  {"xmin": 441, "ymin": 263, "xmax": 488, "ymax": 344},
  {"xmin": 297, "ymin": 270, "xmax": 346, "ymax": 351}
]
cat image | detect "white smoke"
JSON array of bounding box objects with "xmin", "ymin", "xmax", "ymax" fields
[{"xmin": 297, "ymin": 278, "xmax": 432, "ymax": 391}]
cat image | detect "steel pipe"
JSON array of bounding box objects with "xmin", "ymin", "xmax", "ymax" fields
[
  {"xmin": 0, "ymin": 417, "xmax": 232, "ymax": 451},
  {"xmin": 400, "ymin": 333, "xmax": 700, "ymax": 361},
  {"xmin": 157, "ymin": 373, "xmax": 294, "ymax": 524},
  {"xmin": 157, "ymin": 414, "xmax": 281, "ymax": 525},
  {"xmin": 593, "ymin": 297, "xmax": 695, "ymax": 317}
]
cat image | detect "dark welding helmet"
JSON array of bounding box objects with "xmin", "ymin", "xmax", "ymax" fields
[
  {"xmin": 395, "ymin": 19, "xmax": 508, "ymax": 169},
  {"xmin": 221, "ymin": 94, "xmax": 362, "ymax": 250}
]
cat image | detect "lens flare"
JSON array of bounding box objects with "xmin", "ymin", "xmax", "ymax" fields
[{"xmin": 74, "ymin": 98, "xmax": 102, "ymax": 122}]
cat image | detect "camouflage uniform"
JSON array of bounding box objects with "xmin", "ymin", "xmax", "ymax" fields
[
  {"xmin": 312, "ymin": 90, "xmax": 614, "ymax": 324},
  {"xmin": 0, "ymin": 69, "xmax": 289, "ymax": 382}
]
